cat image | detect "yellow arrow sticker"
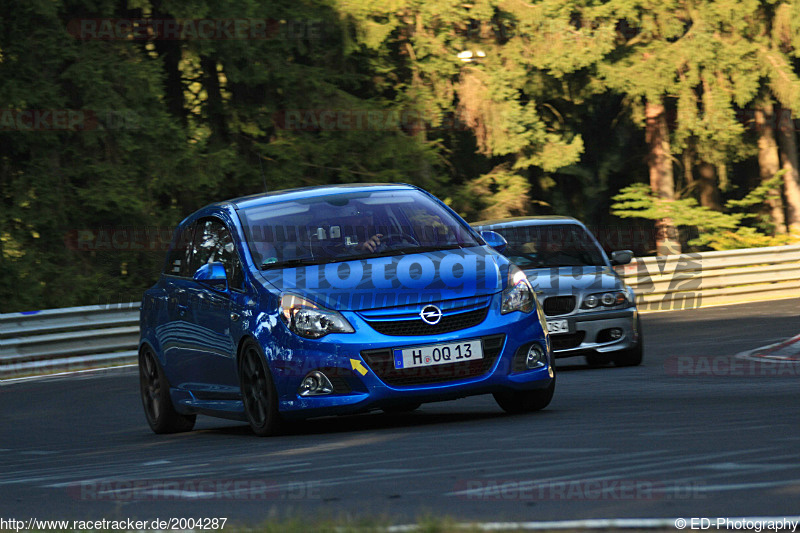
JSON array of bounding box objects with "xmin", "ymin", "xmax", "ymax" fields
[{"xmin": 350, "ymin": 358, "xmax": 368, "ymax": 376}]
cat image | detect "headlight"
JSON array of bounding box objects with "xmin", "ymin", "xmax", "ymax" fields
[
  {"xmin": 581, "ymin": 291, "xmax": 628, "ymax": 310},
  {"xmin": 280, "ymin": 294, "xmax": 355, "ymax": 339},
  {"xmin": 501, "ymin": 264, "xmax": 534, "ymax": 314}
]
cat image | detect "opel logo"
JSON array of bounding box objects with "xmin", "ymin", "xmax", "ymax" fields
[{"xmin": 420, "ymin": 305, "xmax": 443, "ymax": 325}]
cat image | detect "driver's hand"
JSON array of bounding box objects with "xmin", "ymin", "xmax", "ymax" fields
[{"xmin": 361, "ymin": 234, "xmax": 383, "ymax": 252}]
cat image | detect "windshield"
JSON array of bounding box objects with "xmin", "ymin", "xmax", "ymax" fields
[
  {"xmin": 237, "ymin": 189, "xmax": 481, "ymax": 268},
  {"xmin": 494, "ymin": 224, "xmax": 607, "ymax": 268}
]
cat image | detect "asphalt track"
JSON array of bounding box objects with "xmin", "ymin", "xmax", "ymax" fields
[{"xmin": 1, "ymin": 298, "xmax": 799, "ymax": 527}]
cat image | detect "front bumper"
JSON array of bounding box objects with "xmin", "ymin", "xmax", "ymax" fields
[
  {"xmin": 265, "ymin": 299, "xmax": 554, "ymax": 419},
  {"xmin": 548, "ymin": 307, "xmax": 639, "ymax": 359}
]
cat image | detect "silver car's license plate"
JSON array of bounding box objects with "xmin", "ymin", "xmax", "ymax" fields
[
  {"xmin": 393, "ymin": 339, "xmax": 483, "ymax": 369},
  {"xmin": 547, "ymin": 319, "xmax": 569, "ymax": 334}
]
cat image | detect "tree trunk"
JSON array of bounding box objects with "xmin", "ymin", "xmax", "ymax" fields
[
  {"xmin": 755, "ymin": 101, "xmax": 787, "ymax": 234},
  {"xmin": 697, "ymin": 162, "xmax": 723, "ymax": 211},
  {"xmin": 682, "ymin": 148, "xmax": 694, "ymax": 194},
  {"xmin": 776, "ymin": 106, "xmax": 800, "ymax": 234},
  {"xmin": 151, "ymin": 3, "xmax": 187, "ymax": 128},
  {"xmin": 200, "ymin": 55, "xmax": 229, "ymax": 149},
  {"xmin": 645, "ymin": 100, "xmax": 681, "ymax": 255}
]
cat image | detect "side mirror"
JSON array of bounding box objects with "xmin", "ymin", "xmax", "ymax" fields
[
  {"xmin": 193, "ymin": 262, "xmax": 228, "ymax": 292},
  {"xmin": 611, "ymin": 250, "xmax": 633, "ymax": 266},
  {"xmin": 481, "ymin": 230, "xmax": 508, "ymax": 254}
]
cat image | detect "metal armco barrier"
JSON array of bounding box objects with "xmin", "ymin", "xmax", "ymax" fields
[
  {"xmin": 617, "ymin": 244, "xmax": 800, "ymax": 312},
  {"xmin": 0, "ymin": 302, "xmax": 139, "ymax": 379},
  {"xmin": 1, "ymin": 244, "xmax": 799, "ymax": 379}
]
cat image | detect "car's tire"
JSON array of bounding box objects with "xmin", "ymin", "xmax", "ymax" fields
[
  {"xmin": 493, "ymin": 376, "xmax": 556, "ymax": 414},
  {"xmin": 139, "ymin": 346, "xmax": 196, "ymax": 434},
  {"xmin": 382, "ymin": 403, "xmax": 422, "ymax": 414},
  {"xmin": 613, "ymin": 341, "xmax": 643, "ymax": 367},
  {"xmin": 585, "ymin": 354, "xmax": 612, "ymax": 367},
  {"xmin": 239, "ymin": 340, "xmax": 283, "ymax": 437},
  {"xmin": 613, "ymin": 316, "xmax": 644, "ymax": 367}
]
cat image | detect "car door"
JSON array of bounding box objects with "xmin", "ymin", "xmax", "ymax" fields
[
  {"xmin": 156, "ymin": 222, "xmax": 196, "ymax": 383},
  {"xmin": 180, "ymin": 217, "xmax": 243, "ymax": 399}
]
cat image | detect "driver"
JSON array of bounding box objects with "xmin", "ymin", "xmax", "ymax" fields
[{"xmin": 350, "ymin": 210, "xmax": 383, "ymax": 253}]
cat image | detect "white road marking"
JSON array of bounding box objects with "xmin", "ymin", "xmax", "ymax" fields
[
  {"xmin": 446, "ymin": 447, "xmax": 782, "ymax": 498},
  {"xmin": 20, "ymin": 451, "xmax": 57, "ymax": 455},
  {"xmin": 0, "ymin": 365, "xmax": 136, "ymax": 384},
  {"xmin": 358, "ymin": 468, "xmax": 417, "ymax": 475}
]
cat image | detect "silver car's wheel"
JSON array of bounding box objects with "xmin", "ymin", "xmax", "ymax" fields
[
  {"xmin": 613, "ymin": 316, "xmax": 644, "ymax": 367},
  {"xmin": 613, "ymin": 341, "xmax": 643, "ymax": 366},
  {"xmin": 139, "ymin": 346, "xmax": 196, "ymax": 434},
  {"xmin": 585, "ymin": 354, "xmax": 612, "ymax": 367}
]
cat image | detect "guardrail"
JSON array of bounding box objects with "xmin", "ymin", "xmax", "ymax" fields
[
  {"xmin": 617, "ymin": 244, "xmax": 800, "ymax": 312},
  {"xmin": 0, "ymin": 302, "xmax": 139, "ymax": 379},
  {"xmin": 1, "ymin": 244, "xmax": 799, "ymax": 379}
]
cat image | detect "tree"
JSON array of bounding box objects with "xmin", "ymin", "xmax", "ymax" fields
[
  {"xmin": 335, "ymin": 0, "xmax": 620, "ymax": 219},
  {"xmin": 611, "ymin": 173, "xmax": 799, "ymax": 250},
  {"xmin": 759, "ymin": 1, "xmax": 800, "ymax": 234},
  {"xmin": 0, "ymin": 0, "xmax": 190, "ymax": 311},
  {"xmin": 592, "ymin": 0, "xmax": 774, "ymax": 253}
]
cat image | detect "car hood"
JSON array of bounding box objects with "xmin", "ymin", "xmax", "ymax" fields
[
  {"xmin": 255, "ymin": 246, "xmax": 506, "ymax": 311},
  {"xmin": 521, "ymin": 265, "xmax": 623, "ymax": 297}
]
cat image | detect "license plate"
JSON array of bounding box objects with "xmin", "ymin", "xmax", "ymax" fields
[
  {"xmin": 393, "ymin": 339, "xmax": 483, "ymax": 369},
  {"xmin": 547, "ymin": 319, "xmax": 569, "ymax": 334}
]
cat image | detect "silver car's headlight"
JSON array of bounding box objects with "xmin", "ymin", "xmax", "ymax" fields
[
  {"xmin": 501, "ymin": 264, "xmax": 534, "ymax": 314},
  {"xmin": 280, "ymin": 294, "xmax": 355, "ymax": 338},
  {"xmin": 581, "ymin": 291, "xmax": 628, "ymax": 310}
]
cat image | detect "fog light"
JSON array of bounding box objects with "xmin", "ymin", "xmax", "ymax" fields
[
  {"xmin": 298, "ymin": 371, "xmax": 334, "ymax": 397},
  {"xmin": 609, "ymin": 328, "xmax": 623, "ymax": 340},
  {"xmin": 525, "ymin": 343, "xmax": 546, "ymax": 370}
]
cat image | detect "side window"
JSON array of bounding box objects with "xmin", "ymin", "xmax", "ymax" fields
[
  {"xmin": 164, "ymin": 223, "xmax": 195, "ymax": 277},
  {"xmin": 187, "ymin": 218, "xmax": 245, "ymax": 291}
]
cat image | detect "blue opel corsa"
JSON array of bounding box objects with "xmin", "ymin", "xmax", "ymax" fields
[{"xmin": 139, "ymin": 184, "xmax": 554, "ymax": 436}]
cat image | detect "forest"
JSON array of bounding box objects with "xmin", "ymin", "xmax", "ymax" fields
[{"xmin": 2, "ymin": 0, "xmax": 800, "ymax": 312}]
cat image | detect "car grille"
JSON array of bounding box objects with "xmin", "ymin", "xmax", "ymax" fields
[
  {"xmin": 543, "ymin": 296, "xmax": 576, "ymax": 316},
  {"xmin": 360, "ymin": 334, "xmax": 505, "ymax": 387},
  {"xmin": 550, "ymin": 332, "xmax": 585, "ymax": 351},
  {"xmin": 364, "ymin": 306, "xmax": 489, "ymax": 336}
]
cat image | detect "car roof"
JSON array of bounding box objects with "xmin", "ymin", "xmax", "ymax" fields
[
  {"xmin": 224, "ymin": 183, "xmax": 419, "ymax": 210},
  {"xmin": 471, "ymin": 216, "xmax": 583, "ymax": 228}
]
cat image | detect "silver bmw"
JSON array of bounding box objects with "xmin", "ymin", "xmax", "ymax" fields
[{"xmin": 472, "ymin": 216, "xmax": 643, "ymax": 367}]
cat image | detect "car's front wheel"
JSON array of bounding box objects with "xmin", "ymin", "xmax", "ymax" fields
[
  {"xmin": 613, "ymin": 316, "xmax": 644, "ymax": 367},
  {"xmin": 493, "ymin": 376, "xmax": 556, "ymax": 414},
  {"xmin": 239, "ymin": 340, "xmax": 282, "ymax": 437},
  {"xmin": 139, "ymin": 346, "xmax": 196, "ymax": 434},
  {"xmin": 612, "ymin": 341, "xmax": 643, "ymax": 366}
]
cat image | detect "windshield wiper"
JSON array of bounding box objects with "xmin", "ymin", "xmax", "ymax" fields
[
  {"xmin": 261, "ymin": 258, "xmax": 321, "ymax": 270},
  {"xmin": 346, "ymin": 243, "xmax": 467, "ymax": 260},
  {"xmin": 390, "ymin": 244, "xmax": 465, "ymax": 254}
]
